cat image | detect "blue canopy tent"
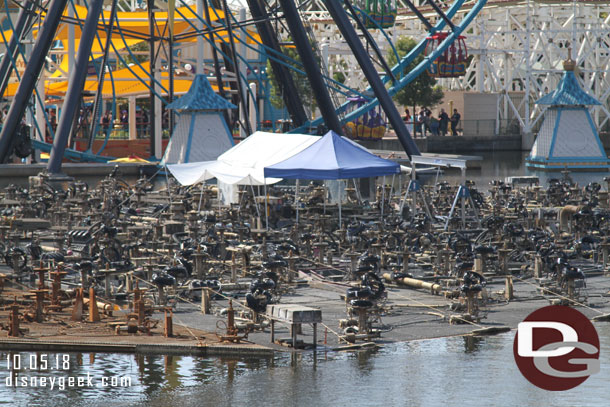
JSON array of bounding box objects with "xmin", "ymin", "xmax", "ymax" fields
[{"xmin": 264, "ymin": 130, "xmax": 400, "ymax": 226}]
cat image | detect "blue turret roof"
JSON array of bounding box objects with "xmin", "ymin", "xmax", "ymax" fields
[
  {"xmin": 536, "ymin": 70, "xmax": 601, "ymax": 106},
  {"xmin": 166, "ymin": 74, "xmax": 236, "ymax": 111}
]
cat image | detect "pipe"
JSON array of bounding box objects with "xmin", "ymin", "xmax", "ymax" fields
[
  {"xmin": 0, "ymin": 0, "xmax": 69, "ymax": 163},
  {"xmin": 382, "ymin": 273, "xmax": 442, "ymax": 294},
  {"xmin": 83, "ymin": 298, "xmax": 115, "ymax": 313},
  {"xmin": 558, "ymin": 205, "xmax": 582, "ymax": 232}
]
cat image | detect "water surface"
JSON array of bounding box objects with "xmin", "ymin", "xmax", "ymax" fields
[{"xmin": 2, "ymin": 324, "xmax": 608, "ymax": 406}]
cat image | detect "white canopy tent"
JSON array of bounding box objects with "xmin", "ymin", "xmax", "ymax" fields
[{"xmin": 166, "ymin": 131, "xmax": 320, "ymax": 186}]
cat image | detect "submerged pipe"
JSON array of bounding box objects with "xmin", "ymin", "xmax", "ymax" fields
[{"xmin": 382, "ymin": 273, "xmax": 442, "ymax": 294}]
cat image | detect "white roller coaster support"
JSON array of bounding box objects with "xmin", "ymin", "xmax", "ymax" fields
[
  {"xmin": 154, "ymin": 41, "xmax": 162, "ymax": 158},
  {"xmin": 129, "ymin": 96, "xmax": 137, "ymax": 141},
  {"xmin": 239, "ymin": 8, "xmax": 249, "ymax": 137},
  {"xmin": 249, "ymin": 82, "xmax": 257, "ymax": 132},
  {"xmin": 35, "ymin": 70, "xmax": 45, "ymax": 149},
  {"xmin": 522, "ymin": 0, "xmax": 532, "ymax": 148}
]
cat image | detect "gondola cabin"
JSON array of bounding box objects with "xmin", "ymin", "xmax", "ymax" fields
[
  {"xmin": 343, "ymin": 97, "xmax": 387, "ymax": 140},
  {"xmin": 354, "ymin": 0, "xmax": 397, "ymax": 29},
  {"xmin": 426, "ymin": 32, "xmax": 468, "ymax": 78}
]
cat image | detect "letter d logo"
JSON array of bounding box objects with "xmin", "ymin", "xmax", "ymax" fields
[
  {"xmin": 517, "ymin": 321, "xmax": 577, "ymax": 357},
  {"xmin": 513, "ymin": 305, "xmax": 600, "ymax": 391}
]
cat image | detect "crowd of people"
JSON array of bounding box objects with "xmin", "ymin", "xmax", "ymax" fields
[
  {"xmin": 402, "ymin": 107, "xmax": 461, "ymax": 138},
  {"xmin": 38, "ymin": 106, "xmax": 157, "ymax": 141}
]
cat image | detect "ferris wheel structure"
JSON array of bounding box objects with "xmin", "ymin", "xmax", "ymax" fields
[
  {"xmin": 304, "ymin": 0, "xmax": 610, "ymax": 141},
  {"xmin": 0, "ymin": 0, "xmax": 489, "ymax": 165}
]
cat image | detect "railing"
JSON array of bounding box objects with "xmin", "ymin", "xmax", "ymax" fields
[
  {"xmin": 496, "ymin": 119, "xmax": 523, "ymax": 136},
  {"xmin": 394, "ymin": 119, "xmax": 524, "ymax": 137},
  {"xmin": 93, "ymin": 124, "xmax": 170, "ymax": 140},
  {"xmin": 455, "ymin": 119, "xmax": 523, "ymax": 137}
]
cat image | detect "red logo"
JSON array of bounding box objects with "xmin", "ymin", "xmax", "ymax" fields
[{"xmin": 513, "ymin": 305, "xmax": 600, "ymax": 391}]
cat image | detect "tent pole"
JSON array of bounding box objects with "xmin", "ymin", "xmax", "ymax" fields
[
  {"xmin": 198, "ymin": 182, "xmax": 205, "ymax": 212},
  {"xmin": 165, "ymin": 166, "xmax": 173, "ymax": 207},
  {"xmin": 381, "ymin": 176, "xmax": 386, "ymax": 220},
  {"xmin": 389, "ymin": 174, "xmax": 395, "ymax": 206},
  {"xmin": 264, "ymin": 180, "xmax": 269, "ymax": 230},
  {"xmin": 339, "ymin": 180, "xmax": 342, "ymax": 228},
  {"xmin": 411, "ymin": 162, "xmax": 417, "ymax": 217},
  {"xmin": 249, "ymin": 182, "xmax": 261, "ymax": 220},
  {"xmin": 353, "ymin": 178, "xmax": 362, "ymax": 203},
  {"xmin": 398, "ymin": 174, "xmax": 402, "ymax": 201},
  {"xmin": 295, "ymin": 179, "xmax": 299, "ymax": 225},
  {"xmin": 323, "ymin": 181, "xmax": 326, "ymax": 215},
  {"xmin": 238, "ymin": 185, "xmax": 244, "ymax": 208},
  {"xmin": 399, "ymin": 182, "xmax": 409, "ymax": 214}
]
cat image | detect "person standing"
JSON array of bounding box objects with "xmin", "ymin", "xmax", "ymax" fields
[
  {"xmin": 451, "ymin": 109, "xmax": 461, "ymax": 136},
  {"xmin": 421, "ymin": 108, "xmax": 431, "ymax": 137},
  {"xmin": 429, "ymin": 114, "xmax": 440, "ymax": 136},
  {"xmin": 49, "ymin": 109, "xmax": 57, "ymax": 132},
  {"xmin": 120, "ymin": 110, "xmax": 128, "ymax": 130},
  {"xmin": 403, "ymin": 108, "xmax": 412, "ymax": 135},
  {"xmin": 439, "ymin": 108, "xmax": 449, "ymax": 136},
  {"xmin": 414, "ymin": 111, "xmax": 422, "ymax": 138},
  {"xmin": 101, "ymin": 111, "xmax": 111, "ymax": 133}
]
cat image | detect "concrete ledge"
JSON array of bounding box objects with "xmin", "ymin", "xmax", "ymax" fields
[
  {"xmin": 0, "ymin": 163, "xmax": 156, "ymax": 179},
  {"xmin": 0, "ymin": 338, "xmax": 274, "ymax": 357},
  {"xmin": 426, "ymin": 135, "xmax": 522, "ymax": 152},
  {"xmin": 360, "ymin": 134, "xmax": 522, "ymax": 153}
]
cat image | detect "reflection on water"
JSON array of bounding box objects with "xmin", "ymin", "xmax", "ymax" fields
[
  {"xmin": 1, "ymin": 324, "xmax": 608, "ymax": 407},
  {"xmin": 463, "ymin": 335, "xmax": 483, "ymax": 353},
  {"xmin": 437, "ymin": 150, "xmax": 610, "ymax": 190}
]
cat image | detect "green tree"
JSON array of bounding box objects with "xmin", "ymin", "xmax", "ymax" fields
[
  {"xmin": 119, "ymin": 41, "xmax": 150, "ymax": 68},
  {"xmin": 333, "ymin": 71, "xmax": 346, "ymax": 84},
  {"xmin": 387, "ymin": 36, "xmax": 444, "ymax": 108},
  {"xmin": 266, "ymin": 45, "xmax": 316, "ymax": 112}
]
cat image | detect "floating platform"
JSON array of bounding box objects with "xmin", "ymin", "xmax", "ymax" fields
[{"xmin": 524, "ymin": 158, "xmax": 610, "ymax": 172}]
